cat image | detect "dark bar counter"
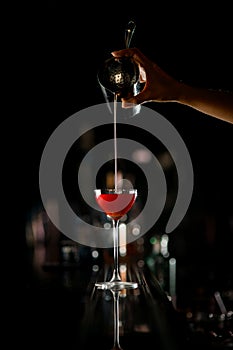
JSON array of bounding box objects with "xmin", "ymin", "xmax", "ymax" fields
[
  {"xmin": 10, "ymin": 253, "xmax": 232, "ymax": 350},
  {"xmin": 8, "ymin": 204, "xmax": 233, "ymax": 350}
]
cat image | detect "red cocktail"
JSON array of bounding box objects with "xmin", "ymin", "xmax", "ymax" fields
[
  {"xmin": 95, "ymin": 189, "xmax": 137, "ymax": 221},
  {"xmin": 94, "ymin": 188, "xmax": 138, "ymax": 291}
]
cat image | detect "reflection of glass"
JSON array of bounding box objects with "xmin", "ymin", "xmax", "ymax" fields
[
  {"xmin": 94, "ymin": 188, "xmax": 138, "ymax": 290},
  {"xmin": 111, "ymin": 289, "xmax": 123, "ymax": 350},
  {"xmin": 78, "ymin": 265, "xmax": 185, "ymax": 350}
]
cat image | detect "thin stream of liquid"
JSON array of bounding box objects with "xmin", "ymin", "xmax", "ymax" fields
[{"xmin": 114, "ymin": 94, "xmax": 118, "ymax": 190}]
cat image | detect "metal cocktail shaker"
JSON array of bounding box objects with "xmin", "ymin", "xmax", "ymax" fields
[
  {"xmin": 97, "ymin": 21, "xmax": 141, "ymax": 116},
  {"xmin": 97, "ymin": 55, "xmax": 139, "ymax": 98}
]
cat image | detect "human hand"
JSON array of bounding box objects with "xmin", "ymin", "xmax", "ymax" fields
[{"xmin": 111, "ymin": 48, "xmax": 180, "ymax": 107}]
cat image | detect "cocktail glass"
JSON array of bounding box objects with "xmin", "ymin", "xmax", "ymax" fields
[{"xmin": 94, "ymin": 188, "xmax": 138, "ymax": 291}]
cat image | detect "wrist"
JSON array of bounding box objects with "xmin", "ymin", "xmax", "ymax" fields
[{"xmin": 175, "ymin": 81, "xmax": 193, "ymax": 105}]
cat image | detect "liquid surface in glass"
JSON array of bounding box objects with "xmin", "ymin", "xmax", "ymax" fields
[{"xmin": 95, "ymin": 191, "xmax": 136, "ymax": 221}]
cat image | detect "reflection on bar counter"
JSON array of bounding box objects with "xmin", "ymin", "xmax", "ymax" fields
[{"xmin": 23, "ymin": 206, "xmax": 233, "ymax": 350}]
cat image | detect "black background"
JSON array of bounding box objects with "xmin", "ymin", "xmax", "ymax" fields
[
  {"xmin": 5, "ymin": 2, "xmax": 233, "ymax": 349},
  {"xmin": 8, "ymin": 0, "xmax": 233, "ymax": 303}
]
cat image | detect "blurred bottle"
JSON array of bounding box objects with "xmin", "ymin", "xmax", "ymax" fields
[{"xmin": 146, "ymin": 234, "xmax": 170, "ymax": 295}]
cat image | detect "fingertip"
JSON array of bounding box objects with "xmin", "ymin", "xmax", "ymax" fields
[
  {"xmin": 122, "ymin": 98, "xmax": 138, "ymax": 109},
  {"xmin": 111, "ymin": 51, "xmax": 118, "ymax": 56}
]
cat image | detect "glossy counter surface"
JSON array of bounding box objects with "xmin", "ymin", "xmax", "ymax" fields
[{"xmin": 8, "ymin": 260, "xmax": 233, "ymax": 350}]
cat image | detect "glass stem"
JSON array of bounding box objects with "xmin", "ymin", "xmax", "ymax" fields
[{"xmin": 111, "ymin": 219, "xmax": 121, "ymax": 282}]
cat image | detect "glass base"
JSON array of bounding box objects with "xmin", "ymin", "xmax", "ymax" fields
[{"xmin": 95, "ymin": 281, "xmax": 138, "ymax": 291}]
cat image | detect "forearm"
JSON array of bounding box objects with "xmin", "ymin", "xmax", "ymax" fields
[{"xmin": 177, "ymin": 83, "xmax": 233, "ymax": 124}]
